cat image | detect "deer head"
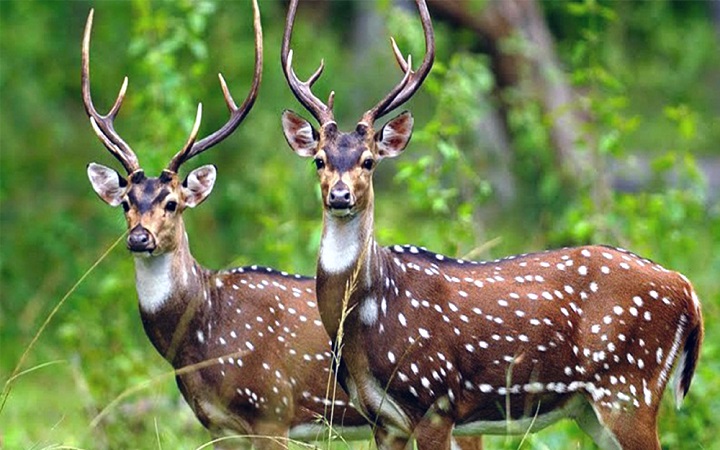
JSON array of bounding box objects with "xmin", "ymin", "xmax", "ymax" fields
[
  {"xmin": 84, "ymin": 5, "xmax": 261, "ymax": 256},
  {"xmin": 280, "ymin": 0, "xmax": 433, "ymax": 222}
]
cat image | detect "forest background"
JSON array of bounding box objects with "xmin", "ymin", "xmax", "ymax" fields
[{"xmin": 1, "ymin": 0, "xmax": 718, "ymax": 449}]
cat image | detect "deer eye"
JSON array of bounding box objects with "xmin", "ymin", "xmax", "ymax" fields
[
  {"xmin": 165, "ymin": 201, "xmax": 178, "ymax": 212},
  {"xmin": 121, "ymin": 201, "xmax": 130, "ymax": 213},
  {"xmin": 362, "ymin": 158, "xmax": 374, "ymax": 170},
  {"xmin": 314, "ymin": 158, "xmax": 325, "ymax": 170}
]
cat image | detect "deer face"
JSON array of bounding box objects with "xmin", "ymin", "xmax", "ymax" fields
[
  {"xmin": 282, "ymin": 111, "xmax": 414, "ymax": 218},
  {"xmin": 82, "ymin": 5, "xmax": 259, "ymax": 255},
  {"xmin": 87, "ymin": 164, "xmax": 216, "ymax": 255},
  {"xmin": 280, "ymin": 0, "xmax": 430, "ymax": 219}
]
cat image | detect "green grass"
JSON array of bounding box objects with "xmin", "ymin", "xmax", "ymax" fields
[{"xmin": 0, "ymin": 356, "xmax": 717, "ymax": 450}]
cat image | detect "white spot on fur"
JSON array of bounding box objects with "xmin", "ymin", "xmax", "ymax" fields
[
  {"xmin": 359, "ymin": 296, "xmax": 379, "ymax": 326},
  {"xmin": 660, "ymin": 314, "xmax": 687, "ymax": 389},
  {"xmin": 643, "ymin": 379, "xmax": 652, "ymax": 406},
  {"xmin": 398, "ymin": 313, "xmax": 407, "ymax": 327},
  {"xmin": 691, "ymin": 289, "xmax": 700, "ymax": 309}
]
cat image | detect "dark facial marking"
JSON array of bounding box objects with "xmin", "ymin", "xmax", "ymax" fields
[
  {"xmin": 130, "ymin": 170, "xmax": 146, "ymax": 184},
  {"xmin": 152, "ymin": 188, "xmax": 171, "ymax": 206},
  {"xmin": 326, "ymin": 132, "xmax": 367, "ymax": 173},
  {"xmin": 159, "ymin": 170, "xmax": 174, "ymax": 183},
  {"xmin": 128, "ymin": 177, "xmax": 169, "ymax": 214},
  {"xmin": 323, "ymin": 122, "xmax": 338, "ymax": 139},
  {"xmin": 127, "ymin": 189, "xmax": 140, "ymax": 209},
  {"xmin": 355, "ymin": 123, "xmax": 369, "ymax": 137}
]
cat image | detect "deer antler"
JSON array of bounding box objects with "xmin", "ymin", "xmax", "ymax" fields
[
  {"xmin": 361, "ymin": 0, "xmax": 435, "ymax": 127},
  {"xmin": 167, "ymin": 0, "xmax": 263, "ymax": 173},
  {"xmin": 82, "ymin": 9, "xmax": 140, "ymax": 174},
  {"xmin": 281, "ymin": 0, "xmax": 336, "ymax": 126}
]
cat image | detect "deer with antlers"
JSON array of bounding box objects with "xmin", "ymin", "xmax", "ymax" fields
[
  {"xmin": 83, "ymin": 3, "xmax": 372, "ymax": 449},
  {"xmin": 280, "ymin": 0, "xmax": 703, "ymax": 449}
]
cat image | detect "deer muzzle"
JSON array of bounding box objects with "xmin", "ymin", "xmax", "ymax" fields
[
  {"xmin": 127, "ymin": 225, "xmax": 156, "ymax": 253},
  {"xmin": 328, "ymin": 181, "xmax": 353, "ymax": 214}
]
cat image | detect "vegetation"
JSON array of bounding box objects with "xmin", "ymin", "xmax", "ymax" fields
[{"xmin": 1, "ymin": 0, "xmax": 718, "ymax": 448}]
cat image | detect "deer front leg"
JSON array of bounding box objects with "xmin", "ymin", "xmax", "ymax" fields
[
  {"xmin": 374, "ymin": 426, "xmax": 411, "ymax": 450},
  {"xmin": 208, "ymin": 431, "xmax": 252, "ymax": 450},
  {"xmin": 412, "ymin": 398, "xmax": 455, "ymax": 450},
  {"xmin": 592, "ymin": 406, "xmax": 660, "ymax": 450},
  {"xmin": 453, "ymin": 436, "xmax": 483, "ymax": 450},
  {"xmin": 573, "ymin": 397, "xmax": 661, "ymax": 450},
  {"xmin": 248, "ymin": 420, "xmax": 292, "ymax": 450}
]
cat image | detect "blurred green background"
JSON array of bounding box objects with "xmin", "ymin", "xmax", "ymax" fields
[{"xmin": 1, "ymin": 0, "xmax": 718, "ymax": 448}]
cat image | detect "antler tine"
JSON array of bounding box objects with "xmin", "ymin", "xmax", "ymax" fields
[
  {"xmin": 167, "ymin": 0, "xmax": 263, "ymax": 173},
  {"xmin": 173, "ymin": 103, "xmax": 203, "ymax": 166},
  {"xmin": 361, "ymin": 0, "xmax": 435, "ymax": 127},
  {"xmin": 82, "ymin": 9, "xmax": 140, "ymax": 174},
  {"xmin": 281, "ymin": 0, "xmax": 335, "ymax": 126},
  {"xmin": 360, "ymin": 55, "xmax": 412, "ymax": 127},
  {"xmin": 218, "ymin": 73, "xmax": 237, "ymax": 110},
  {"xmin": 390, "ymin": 37, "xmax": 410, "ymax": 72}
]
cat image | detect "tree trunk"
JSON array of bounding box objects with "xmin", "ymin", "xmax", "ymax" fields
[{"xmin": 428, "ymin": 0, "xmax": 590, "ymax": 184}]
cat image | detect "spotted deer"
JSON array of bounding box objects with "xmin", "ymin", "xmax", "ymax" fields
[
  {"xmin": 280, "ymin": 0, "xmax": 704, "ymax": 449},
  {"xmin": 82, "ymin": 5, "xmax": 370, "ymax": 449}
]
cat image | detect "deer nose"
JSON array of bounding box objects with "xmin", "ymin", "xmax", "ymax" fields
[
  {"xmin": 127, "ymin": 225, "xmax": 156, "ymax": 253},
  {"xmin": 329, "ymin": 183, "xmax": 352, "ymax": 210}
]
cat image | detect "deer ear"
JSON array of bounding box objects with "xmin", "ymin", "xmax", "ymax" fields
[
  {"xmin": 182, "ymin": 164, "xmax": 216, "ymax": 208},
  {"xmin": 281, "ymin": 110, "xmax": 319, "ymax": 157},
  {"xmin": 87, "ymin": 162, "xmax": 127, "ymax": 207},
  {"xmin": 376, "ymin": 111, "xmax": 413, "ymax": 159}
]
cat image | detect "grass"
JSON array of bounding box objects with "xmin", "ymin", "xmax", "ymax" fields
[{"xmin": 1, "ymin": 233, "xmax": 127, "ymax": 417}]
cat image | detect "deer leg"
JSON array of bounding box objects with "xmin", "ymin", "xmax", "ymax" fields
[
  {"xmin": 374, "ymin": 426, "xmax": 411, "ymax": 450},
  {"xmin": 412, "ymin": 400, "xmax": 455, "ymax": 450},
  {"xmin": 453, "ymin": 436, "xmax": 483, "ymax": 450},
  {"xmin": 573, "ymin": 400, "xmax": 622, "ymax": 450},
  {"xmin": 575, "ymin": 399, "xmax": 660, "ymax": 450},
  {"xmin": 209, "ymin": 432, "xmax": 252, "ymax": 450},
  {"xmin": 249, "ymin": 421, "xmax": 291, "ymax": 450},
  {"xmin": 603, "ymin": 409, "xmax": 660, "ymax": 450}
]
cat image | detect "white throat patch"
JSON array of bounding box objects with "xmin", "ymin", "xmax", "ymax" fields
[
  {"xmin": 320, "ymin": 216, "xmax": 362, "ymax": 274},
  {"xmin": 135, "ymin": 253, "xmax": 174, "ymax": 314}
]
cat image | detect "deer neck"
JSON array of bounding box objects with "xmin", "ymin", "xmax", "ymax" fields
[
  {"xmin": 133, "ymin": 227, "xmax": 202, "ymax": 313},
  {"xmin": 133, "ymin": 222, "xmax": 209, "ymax": 361},
  {"xmin": 317, "ymin": 206, "xmax": 379, "ymax": 340}
]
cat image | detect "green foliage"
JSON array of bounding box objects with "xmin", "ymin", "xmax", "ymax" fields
[
  {"xmin": 127, "ymin": 0, "xmax": 217, "ymax": 172},
  {"xmin": 547, "ymin": 1, "xmax": 713, "ymax": 255},
  {"xmin": 382, "ymin": 9, "xmax": 494, "ymax": 256},
  {"xmin": 389, "ymin": 52, "xmax": 494, "ymax": 255}
]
